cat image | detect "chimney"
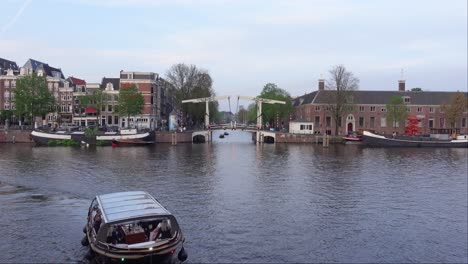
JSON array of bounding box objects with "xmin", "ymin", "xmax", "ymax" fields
[
  {"xmin": 318, "ymin": 75, "xmax": 325, "ymax": 91},
  {"xmin": 398, "ymin": 80, "xmax": 405, "ymax": 91},
  {"xmin": 398, "ymin": 69, "xmax": 405, "ymax": 91}
]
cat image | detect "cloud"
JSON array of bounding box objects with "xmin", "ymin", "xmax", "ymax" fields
[{"xmin": 1, "ymin": 0, "xmax": 32, "ymax": 34}]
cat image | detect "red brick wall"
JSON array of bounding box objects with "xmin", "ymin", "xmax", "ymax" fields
[
  {"xmin": 295, "ymin": 104, "xmax": 468, "ymax": 135},
  {"xmin": 0, "ymin": 130, "xmax": 34, "ymax": 143},
  {"xmin": 155, "ymin": 131, "xmax": 192, "ymax": 143}
]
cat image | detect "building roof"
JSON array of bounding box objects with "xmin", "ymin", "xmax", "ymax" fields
[
  {"xmin": 292, "ymin": 91, "xmax": 318, "ymax": 107},
  {"xmin": 68, "ymin": 76, "xmax": 86, "ymax": 86},
  {"xmin": 293, "ymin": 90, "xmax": 467, "ymax": 106},
  {"xmin": 101, "ymin": 77, "xmax": 120, "ymax": 91},
  {"xmin": 0, "ymin": 58, "xmax": 19, "ymax": 74},
  {"xmin": 97, "ymin": 191, "xmax": 170, "ymax": 223},
  {"xmin": 23, "ymin": 58, "xmax": 65, "ymax": 79}
]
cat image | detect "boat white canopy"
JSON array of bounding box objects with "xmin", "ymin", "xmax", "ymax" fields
[{"xmin": 96, "ymin": 191, "xmax": 170, "ymax": 223}]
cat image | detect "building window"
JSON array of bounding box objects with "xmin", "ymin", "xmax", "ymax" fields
[
  {"xmin": 315, "ymin": 106, "xmax": 320, "ymax": 111},
  {"xmin": 403, "ymin": 96, "xmax": 411, "ymax": 103},
  {"xmin": 370, "ymin": 106, "xmax": 376, "ymax": 112},
  {"xmin": 314, "ymin": 116, "xmax": 320, "ymax": 126},
  {"xmin": 114, "ymin": 116, "xmax": 119, "ymax": 125},
  {"xmin": 462, "ymin": 118, "xmax": 466, "ymax": 128},
  {"xmin": 326, "ymin": 116, "xmax": 331, "ymax": 127},
  {"xmin": 359, "ymin": 106, "xmax": 365, "ymax": 112},
  {"xmin": 380, "ymin": 117, "xmax": 386, "ymax": 127},
  {"xmin": 359, "ymin": 117, "xmax": 364, "ymax": 127},
  {"xmin": 417, "ymin": 107, "xmax": 422, "ymax": 113},
  {"xmin": 370, "ymin": 117, "xmax": 375, "ymax": 128},
  {"xmin": 429, "ymin": 107, "xmax": 434, "ymax": 113},
  {"xmin": 108, "ymin": 116, "xmax": 112, "ymax": 125},
  {"xmin": 108, "ymin": 105, "xmax": 112, "ymax": 112},
  {"xmin": 381, "ymin": 107, "xmax": 386, "ymax": 112},
  {"xmin": 407, "ymin": 107, "xmax": 411, "ymax": 112},
  {"xmin": 429, "ymin": 119, "xmax": 434, "ymax": 128}
]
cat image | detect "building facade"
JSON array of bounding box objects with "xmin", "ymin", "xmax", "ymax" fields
[
  {"xmin": 119, "ymin": 71, "xmax": 160, "ymax": 129},
  {"xmin": 293, "ymin": 79, "xmax": 468, "ymax": 135},
  {"xmin": 0, "ymin": 58, "xmax": 20, "ymax": 115}
]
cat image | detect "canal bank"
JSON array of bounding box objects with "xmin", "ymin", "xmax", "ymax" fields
[
  {"xmin": 1, "ymin": 129, "xmax": 343, "ymax": 144},
  {"xmin": 155, "ymin": 130, "xmax": 344, "ymax": 144},
  {"xmin": 0, "ymin": 129, "xmax": 33, "ymax": 143}
]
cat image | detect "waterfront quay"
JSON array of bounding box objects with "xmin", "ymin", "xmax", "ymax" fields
[{"xmin": 0, "ymin": 128, "xmax": 343, "ymax": 144}]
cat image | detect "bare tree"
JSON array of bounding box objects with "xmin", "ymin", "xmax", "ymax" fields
[
  {"xmin": 441, "ymin": 92, "xmax": 467, "ymax": 129},
  {"xmin": 165, "ymin": 63, "xmax": 217, "ymax": 127},
  {"xmin": 325, "ymin": 65, "xmax": 359, "ymax": 135}
]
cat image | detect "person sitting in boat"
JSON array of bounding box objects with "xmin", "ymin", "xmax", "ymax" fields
[
  {"xmin": 149, "ymin": 219, "xmax": 171, "ymax": 240},
  {"xmin": 93, "ymin": 209, "xmax": 102, "ymax": 233}
]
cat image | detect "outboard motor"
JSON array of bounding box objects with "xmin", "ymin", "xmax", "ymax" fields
[{"xmin": 178, "ymin": 247, "xmax": 188, "ymax": 262}]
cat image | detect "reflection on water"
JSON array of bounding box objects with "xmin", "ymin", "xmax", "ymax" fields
[{"xmin": 0, "ymin": 132, "xmax": 467, "ymax": 263}]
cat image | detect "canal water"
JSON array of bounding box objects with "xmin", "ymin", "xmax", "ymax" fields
[{"xmin": 0, "ymin": 130, "xmax": 467, "ymax": 263}]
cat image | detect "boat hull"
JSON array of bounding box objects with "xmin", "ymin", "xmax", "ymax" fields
[
  {"xmin": 362, "ymin": 131, "xmax": 468, "ymax": 148},
  {"xmin": 31, "ymin": 130, "xmax": 154, "ymax": 146},
  {"xmin": 114, "ymin": 139, "xmax": 155, "ymax": 146}
]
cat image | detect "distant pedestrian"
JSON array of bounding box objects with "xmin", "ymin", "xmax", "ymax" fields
[{"xmin": 392, "ymin": 131, "xmax": 396, "ymax": 138}]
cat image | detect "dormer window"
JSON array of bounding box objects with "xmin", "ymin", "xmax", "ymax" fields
[
  {"xmin": 106, "ymin": 83, "xmax": 114, "ymax": 91},
  {"xmin": 37, "ymin": 69, "xmax": 43, "ymax": 76},
  {"xmin": 402, "ymin": 96, "xmax": 411, "ymax": 104}
]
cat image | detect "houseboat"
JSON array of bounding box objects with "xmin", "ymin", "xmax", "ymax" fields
[
  {"xmin": 362, "ymin": 130, "xmax": 468, "ymax": 148},
  {"xmin": 82, "ymin": 191, "xmax": 187, "ymax": 263},
  {"xmin": 31, "ymin": 128, "xmax": 153, "ymax": 146}
]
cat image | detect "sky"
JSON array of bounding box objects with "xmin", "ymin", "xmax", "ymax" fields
[{"xmin": 1, "ymin": 0, "xmax": 467, "ymax": 111}]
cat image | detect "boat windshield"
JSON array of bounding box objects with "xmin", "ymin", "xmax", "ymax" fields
[{"xmin": 101, "ymin": 217, "xmax": 177, "ymax": 246}]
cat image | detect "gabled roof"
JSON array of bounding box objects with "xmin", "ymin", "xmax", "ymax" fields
[
  {"xmin": 0, "ymin": 58, "xmax": 19, "ymax": 73},
  {"xmin": 294, "ymin": 90, "xmax": 467, "ymax": 106},
  {"xmin": 101, "ymin": 77, "xmax": 120, "ymax": 91},
  {"xmin": 68, "ymin": 76, "xmax": 86, "ymax": 86}
]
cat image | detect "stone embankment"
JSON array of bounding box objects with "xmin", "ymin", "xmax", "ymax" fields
[{"xmin": 0, "ymin": 130, "xmax": 34, "ymax": 143}]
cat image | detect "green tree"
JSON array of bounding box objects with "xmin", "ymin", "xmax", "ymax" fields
[
  {"xmin": 441, "ymin": 92, "xmax": 467, "ymax": 128},
  {"xmin": 247, "ymin": 103, "xmax": 257, "ymax": 124},
  {"xmin": 13, "ymin": 73, "xmax": 56, "ymax": 127},
  {"xmin": 325, "ymin": 65, "xmax": 359, "ymax": 135},
  {"xmin": 78, "ymin": 89, "xmax": 105, "ymax": 126},
  {"xmin": 0, "ymin": 110, "xmax": 13, "ymax": 125},
  {"xmin": 411, "ymin": 87, "xmax": 423, "ymax": 91},
  {"xmin": 165, "ymin": 63, "xmax": 218, "ymax": 126},
  {"xmin": 386, "ymin": 96, "xmax": 408, "ymax": 128},
  {"xmin": 259, "ymin": 83, "xmax": 292, "ymax": 127},
  {"xmin": 236, "ymin": 105, "xmax": 249, "ymax": 124},
  {"xmin": 117, "ymin": 84, "xmax": 145, "ymax": 128}
]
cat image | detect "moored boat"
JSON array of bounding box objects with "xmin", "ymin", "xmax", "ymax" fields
[
  {"xmin": 31, "ymin": 128, "xmax": 153, "ymax": 146},
  {"xmin": 343, "ymin": 134, "xmax": 362, "ymax": 142},
  {"xmin": 113, "ymin": 139, "xmax": 155, "ymax": 146},
  {"xmin": 362, "ymin": 131, "xmax": 468, "ymax": 148},
  {"xmin": 82, "ymin": 191, "xmax": 187, "ymax": 264},
  {"xmin": 219, "ymin": 134, "xmax": 224, "ymax": 138}
]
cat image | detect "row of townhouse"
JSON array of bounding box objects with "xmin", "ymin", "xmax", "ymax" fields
[
  {"xmin": 0, "ymin": 58, "xmax": 176, "ymax": 130},
  {"xmin": 292, "ymin": 78, "xmax": 468, "ymax": 135}
]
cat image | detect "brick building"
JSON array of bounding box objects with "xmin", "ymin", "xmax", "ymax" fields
[
  {"xmin": 292, "ymin": 79, "xmax": 468, "ymax": 135},
  {"xmin": 119, "ymin": 71, "xmax": 160, "ymax": 129}
]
